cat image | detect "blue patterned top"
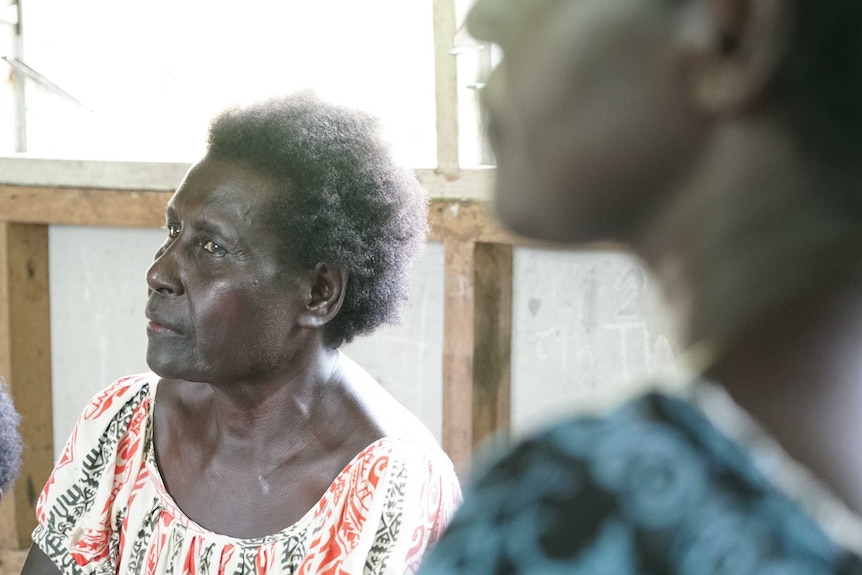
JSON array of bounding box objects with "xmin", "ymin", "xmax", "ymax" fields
[{"xmin": 418, "ymin": 390, "xmax": 862, "ymax": 575}]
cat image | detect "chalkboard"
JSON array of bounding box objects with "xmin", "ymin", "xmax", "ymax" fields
[{"xmin": 510, "ymin": 247, "xmax": 678, "ymax": 435}]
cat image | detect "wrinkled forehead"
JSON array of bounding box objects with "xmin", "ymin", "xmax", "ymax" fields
[{"xmin": 169, "ymin": 156, "xmax": 280, "ymax": 217}]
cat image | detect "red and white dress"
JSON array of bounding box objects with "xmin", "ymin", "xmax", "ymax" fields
[{"xmin": 32, "ymin": 373, "xmax": 462, "ymax": 575}]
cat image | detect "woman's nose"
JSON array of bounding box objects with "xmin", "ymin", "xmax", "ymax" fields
[
  {"xmin": 466, "ymin": 0, "xmax": 508, "ymax": 45},
  {"xmin": 146, "ymin": 243, "xmax": 183, "ymax": 295}
]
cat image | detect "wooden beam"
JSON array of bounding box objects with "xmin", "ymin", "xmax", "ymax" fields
[
  {"xmin": 429, "ymin": 200, "xmax": 621, "ymax": 249},
  {"xmin": 0, "ymin": 185, "xmax": 171, "ymax": 228},
  {"xmin": 442, "ymin": 239, "xmax": 514, "ymax": 470},
  {"xmin": 0, "ymin": 187, "xmax": 524, "ymax": 244},
  {"xmin": 472, "ymin": 243, "xmax": 512, "ymax": 448},
  {"xmin": 428, "ymin": 200, "xmax": 522, "ymax": 244},
  {"xmin": 0, "ymin": 158, "xmax": 188, "ymax": 191},
  {"xmin": 0, "ymin": 223, "xmax": 53, "ymax": 548},
  {"xmin": 0, "ymin": 159, "xmax": 496, "ymax": 201},
  {"xmin": 416, "ymin": 168, "xmax": 493, "ymax": 201},
  {"xmin": 442, "ymin": 238, "xmax": 475, "ymax": 467},
  {"xmin": 432, "ymin": 0, "xmax": 460, "ymax": 177}
]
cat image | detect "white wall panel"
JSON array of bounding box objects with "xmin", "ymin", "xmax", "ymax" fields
[{"xmin": 510, "ymin": 247, "xmax": 678, "ymax": 436}]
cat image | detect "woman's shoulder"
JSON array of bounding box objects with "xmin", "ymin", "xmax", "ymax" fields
[
  {"xmin": 36, "ymin": 374, "xmax": 157, "ymax": 539},
  {"xmin": 58, "ymin": 373, "xmax": 157, "ymax": 460},
  {"xmin": 479, "ymin": 389, "xmax": 766, "ymax": 493},
  {"xmin": 334, "ymin": 353, "xmax": 442, "ymax": 447},
  {"xmin": 422, "ymin": 389, "xmax": 862, "ymax": 575},
  {"xmin": 345, "ymin": 436, "xmax": 457, "ymax": 483},
  {"xmin": 459, "ymin": 389, "xmax": 761, "ymax": 531},
  {"xmin": 330, "ymin": 436, "xmax": 461, "ymax": 518},
  {"xmin": 77, "ymin": 372, "xmax": 156, "ymax": 426},
  {"xmin": 318, "ymin": 354, "xmax": 461, "ymax": 508}
]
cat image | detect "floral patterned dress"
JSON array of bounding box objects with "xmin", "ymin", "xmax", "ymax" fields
[
  {"xmin": 33, "ymin": 373, "xmax": 462, "ymax": 575},
  {"xmin": 418, "ymin": 383, "xmax": 862, "ymax": 575}
]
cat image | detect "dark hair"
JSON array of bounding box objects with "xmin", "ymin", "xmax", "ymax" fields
[
  {"xmin": 207, "ymin": 93, "xmax": 428, "ymax": 345},
  {"xmin": 771, "ymin": 0, "xmax": 862, "ymax": 161},
  {"xmin": 0, "ymin": 381, "xmax": 22, "ymax": 493}
]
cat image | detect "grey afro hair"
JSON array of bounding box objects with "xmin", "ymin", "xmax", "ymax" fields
[
  {"xmin": 0, "ymin": 381, "xmax": 22, "ymax": 493},
  {"xmin": 207, "ymin": 93, "xmax": 429, "ymax": 345}
]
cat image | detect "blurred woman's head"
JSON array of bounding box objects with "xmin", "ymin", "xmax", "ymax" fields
[{"xmin": 467, "ymin": 0, "xmax": 862, "ymax": 245}]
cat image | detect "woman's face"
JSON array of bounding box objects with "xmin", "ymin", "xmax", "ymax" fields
[
  {"xmin": 145, "ymin": 156, "xmax": 307, "ymax": 384},
  {"xmin": 468, "ymin": 0, "xmax": 707, "ymax": 244}
]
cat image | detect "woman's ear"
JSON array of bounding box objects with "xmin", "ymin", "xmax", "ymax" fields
[
  {"xmin": 678, "ymin": 0, "xmax": 794, "ymax": 114},
  {"xmin": 298, "ymin": 263, "xmax": 348, "ymax": 329}
]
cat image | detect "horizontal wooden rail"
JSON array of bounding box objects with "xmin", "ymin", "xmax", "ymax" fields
[{"xmin": 0, "ymin": 184, "xmax": 521, "ymax": 242}]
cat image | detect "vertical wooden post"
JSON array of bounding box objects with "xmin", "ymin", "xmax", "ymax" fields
[
  {"xmin": 442, "ymin": 239, "xmax": 513, "ymax": 470},
  {"xmin": 442, "ymin": 239, "xmax": 475, "ymax": 467},
  {"xmin": 0, "ymin": 223, "xmax": 53, "ymax": 548},
  {"xmin": 472, "ymin": 243, "xmax": 512, "ymax": 448},
  {"xmin": 432, "ymin": 0, "xmax": 460, "ymax": 177}
]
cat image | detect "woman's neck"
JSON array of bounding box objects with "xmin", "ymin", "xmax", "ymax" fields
[
  {"xmin": 641, "ymin": 120, "xmax": 862, "ymax": 354},
  {"xmin": 638, "ymin": 119, "xmax": 862, "ymax": 513},
  {"xmin": 204, "ymin": 346, "xmax": 343, "ymax": 452}
]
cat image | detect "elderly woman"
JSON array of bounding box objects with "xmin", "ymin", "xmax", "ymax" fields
[
  {"xmin": 418, "ymin": 0, "xmax": 862, "ymax": 572},
  {"xmin": 23, "ymin": 94, "xmax": 460, "ymax": 575}
]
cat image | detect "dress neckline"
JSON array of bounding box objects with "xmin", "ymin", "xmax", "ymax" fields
[{"xmin": 142, "ymin": 374, "xmax": 395, "ymax": 545}]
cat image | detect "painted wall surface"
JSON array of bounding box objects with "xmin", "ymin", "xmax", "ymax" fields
[
  {"xmin": 49, "ymin": 226, "xmax": 161, "ymax": 454},
  {"xmin": 511, "ymin": 248, "xmax": 678, "ymax": 436},
  {"xmin": 49, "ymin": 228, "xmax": 678, "ymax": 458}
]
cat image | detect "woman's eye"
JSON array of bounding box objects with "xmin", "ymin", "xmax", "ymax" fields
[
  {"xmin": 167, "ymin": 223, "xmax": 181, "ymax": 238},
  {"xmin": 202, "ymin": 241, "xmax": 223, "ymax": 254}
]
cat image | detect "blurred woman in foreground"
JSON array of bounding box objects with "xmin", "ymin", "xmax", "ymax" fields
[{"xmin": 419, "ymin": 0, "xmax": 862, "ymax": 572}]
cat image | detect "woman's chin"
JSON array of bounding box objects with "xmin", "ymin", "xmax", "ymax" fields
[{"xmin": 145, "ymin": 350, "xmax": 184, "ymax": 380}]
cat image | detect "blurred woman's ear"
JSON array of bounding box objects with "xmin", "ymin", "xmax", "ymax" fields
[{"xmin": 677, "ymin": 0, "xmax": 793, "ymax": 114}]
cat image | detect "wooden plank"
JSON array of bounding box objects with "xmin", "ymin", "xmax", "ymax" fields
[
  {"xmin": 429, "ymin": 200, "xmax": 623, "ymax": 249},
  {"xmin": 0, "ymin": 186, "xmax": 523, "ymax": 244},
  {"xmin": 428, "ymin": 200, "xmax": 524, "ymax": 244},
  {"xmin": 0, "ymin": 223, "xmax": 53, "ymax": 548},
  {"xmin": 0, "ymin": 185, "xmax": 171, "ymax": 228},
  {"xmin": 11, "ymin": 0, "xmax": 26, "ymax": 153},
  {"xmin": 416, "ymin": 168, "xmax": 493, "ymax": 201},
  {"xmin": 432, "ymin": 0, "xmax": 460, "ymax": 177},
  {"xmin": 0, "ymin": 179, "xmax": 619, "ymax": 250},
  {"xmin": 442, "ymin": 239, "xmax": 475, "ymax": 468},
  {"xmin": 442, "ymin": 239, "xmax": 514, "ymax": 468},
  {"xmin": 472, "ymin": 243, "xmax": 512, "ymax": 448},
  {"xmin": 0, "ymin": 158, "xmax": 189, "ymax": 191},
  {"xmin": 0, "ymin": 159, "xmax": 495, "ymax": 201}
]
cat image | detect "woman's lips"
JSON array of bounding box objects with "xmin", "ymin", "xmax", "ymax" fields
[{"xmin": 146, "ymin": 319, "xmax": 181, "ymax": 335}]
